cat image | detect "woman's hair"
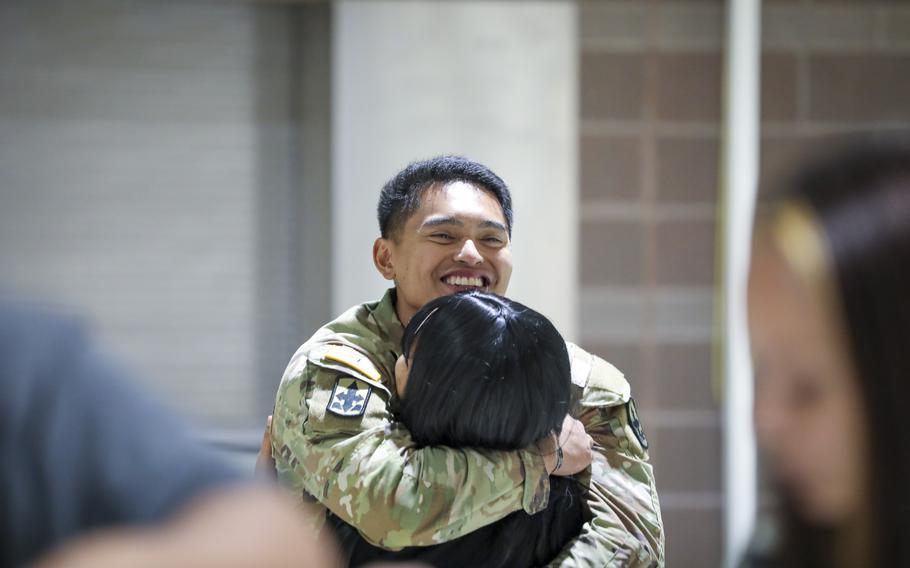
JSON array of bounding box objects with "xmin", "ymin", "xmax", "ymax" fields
[
  {"xmin": 394, "ymin": 290, "xmax": 582, "ymax": 567},
  {"xmin": 761, "ymin": 135, "xmax": 910, "ymax": 568},
  {"xmin": 399, "ymin": 290, "xmax": 571, "ymax": 450}
]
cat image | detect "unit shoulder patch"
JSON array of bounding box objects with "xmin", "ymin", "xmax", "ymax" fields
[
  {"xmin": 327, "ymin": 376, "xmax": 373, "ymax": 417},
  {"xmin": 627, "ymin": 398, "xmax": 649, "ymax": 450}
]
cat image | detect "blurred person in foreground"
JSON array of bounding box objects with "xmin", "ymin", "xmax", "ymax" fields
[
  {"xmin": 329, "ymin": 291, "xmax": 587, "ymax": 567},
  {"xmin": 268, "ymin": 156, "xmax": 663, "ymax": 566},
  {"xmin": 747, "ymin": 136, "xmax": 910, "ymax": 567},
  {"xmin": 0, "ymin": 298, "xmax": 339, "ymax": 568}
]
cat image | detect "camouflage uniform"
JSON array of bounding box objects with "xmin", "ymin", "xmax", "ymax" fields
[{"xmin": 272, "ymin": 289, "xmax": 664, "ymax": 567}]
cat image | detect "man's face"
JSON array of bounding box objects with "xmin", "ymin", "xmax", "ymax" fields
[{"xmin": 374, "ymin": 181, "xmax": 513, "ymax": 325}]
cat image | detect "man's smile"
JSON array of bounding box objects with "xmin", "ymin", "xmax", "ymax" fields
[{"xmin": 440, "ymin": 271, "xmax": 491, "ymax": 290}]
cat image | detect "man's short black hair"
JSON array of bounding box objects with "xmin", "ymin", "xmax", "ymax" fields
[{"xmin": 377, "ymin": 155, "xmax": 513, "ymax": 239}]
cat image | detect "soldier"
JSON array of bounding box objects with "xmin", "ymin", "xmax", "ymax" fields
[
  {"xmin": 329, "ymin": 290, "xmax": 588, "ymax": 567},
  {"xmin": 270, "ymin": 156, "xmax": 664, "ymax": 567}
]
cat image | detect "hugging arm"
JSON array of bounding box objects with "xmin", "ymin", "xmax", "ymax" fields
[
  {"xmin": 544, "ymin": 350, "xmax": 665, "ymax": 568},
  {"xmin": 271, "ymin": 352, "xmax": 553, "ymax": 549}
]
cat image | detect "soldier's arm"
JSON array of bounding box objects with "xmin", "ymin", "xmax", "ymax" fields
[
  {"xmin": 271, "ymin": 345, "xmax": 551, "ymax": 549},
  {"xmin": 545, "ymin": 348, "xmax": 665, "ymax": 568}
]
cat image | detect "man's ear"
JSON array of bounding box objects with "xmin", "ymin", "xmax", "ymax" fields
[{"xmin": 373, "ymin": 238, "xmax": 395, "ymax": 281}]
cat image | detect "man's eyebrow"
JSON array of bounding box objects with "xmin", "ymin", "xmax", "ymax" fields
[
  {"xmin": 479, "ymin": 220, "xmax": 508, "ymax": 232},
  {"xmin": 419, "ymin": 216, "xmax": 508, "ymax": 233},
  {"xmin": 420, "ymin": 216, "xmax": 463, "ymax": 229}
]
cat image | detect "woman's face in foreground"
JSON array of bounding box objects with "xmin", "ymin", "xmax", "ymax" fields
[{"xmin": 748, "ymin": 238, "xmax": 868, "ymax": 525}]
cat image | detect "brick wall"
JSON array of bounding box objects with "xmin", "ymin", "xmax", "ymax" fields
[
  {"xmin": 579, "ymin": 1, "xmax": 910, "ymax": 566},
  {"xmin": 760, "ymin": 0, "xmax": 910, "ymax": 190},
  {"xmin": 757, "ymin": 0, "xmax": 910, "ymax": 553}
]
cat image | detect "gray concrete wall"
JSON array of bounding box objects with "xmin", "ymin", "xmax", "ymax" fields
[
  {"xmin": 332, "ymin": 0, "xmax": 579, "ymax": 337},
  {"xmin": 0, "ymin": 0, "xmax": 302, "ymax": 427}
]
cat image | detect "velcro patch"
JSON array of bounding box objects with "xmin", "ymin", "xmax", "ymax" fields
[
  {"xmin": 567, "ymin": 342, "xmax": 592, "ymax": 388},
  {"xmin": 627, "ymin": 398, "xmax": 649, "ymax": 450},
  {"xmin": 324, "ymin": 344, "xmax": 382, "ymax": 382},
  {"xmin": 327, "ymin": 376, "xmax": 372, "ymax": 417}
]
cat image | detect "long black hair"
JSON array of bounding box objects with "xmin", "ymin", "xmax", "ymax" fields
[
  {"xmin": 341, "ymin": 291, "xmax": 583, "ymax": 567},
  {"xmin": 399, "ymin": 290, "xmax": 571, "ymax": 450},
  {"xmin": 761, "ymin": 135, "xmax": 910, "ymax": 568}
]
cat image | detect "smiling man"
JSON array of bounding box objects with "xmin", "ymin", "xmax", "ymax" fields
[
  {"xmin": 270, "ymin": 156, "xmax": 664, "ymax": 567},
  {"xmin": 372, "ymin": 179, "xmax": 512, "ymax": 324}
]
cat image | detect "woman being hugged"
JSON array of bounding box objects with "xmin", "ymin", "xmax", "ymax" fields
[{"xmin": 331, "ymin": 290, "xmax": 586, "ymax": 567}]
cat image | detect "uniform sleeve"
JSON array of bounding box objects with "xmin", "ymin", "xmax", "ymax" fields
[
  {"xmin": 545, "ymin": 352, "xmax": 665, "ymax": 568},
  {"xmin": 271, "ymin": 350, "xmax": 551, "ymax": 549}
]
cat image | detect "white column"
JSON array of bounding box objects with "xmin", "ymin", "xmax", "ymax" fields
[
  {"xmin": 720, "ymin": 0, "xmax": 761, "ymax": 566},
  {"xmin": 332, "ymin": 0, "xmax": 578, "ymax": 338}
]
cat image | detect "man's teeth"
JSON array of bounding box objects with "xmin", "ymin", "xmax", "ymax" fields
[{"xmin": 445, "ymin": 275, "xmax": 484, "ymax": 287}]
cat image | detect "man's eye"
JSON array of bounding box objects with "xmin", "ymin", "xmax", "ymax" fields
[
  {"xmin": 431, "ymin": 233, "xmax": 455, "ymax": 241},
  {"xmin": 483, "ymin": 237, "xmax": 504, "ymax": 244}
]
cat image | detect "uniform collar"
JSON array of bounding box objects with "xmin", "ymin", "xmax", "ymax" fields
[{"xmin": 370, "ymin": 288, "xmax": 404, "ymax": 355}]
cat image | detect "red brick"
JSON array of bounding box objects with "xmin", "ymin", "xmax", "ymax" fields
[
  {"xmin": 581, "ymin": 135, "xmax": 641, "ymax": 201},
  {"xmin": 580, "ymin": 221, "xmax": 645, "ymax": 286},
  {"xmin": 581, "ymin": 52, "xmax": 646, "ymax": 120}
]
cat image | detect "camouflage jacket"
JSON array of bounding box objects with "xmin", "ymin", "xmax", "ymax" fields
[{"xmin": 271, "ymin": 289, "xmax": 664, "ymax": 567}]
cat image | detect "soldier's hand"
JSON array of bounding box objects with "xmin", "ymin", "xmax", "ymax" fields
[
  {"xmin": 254, "ymin": 415, "xmax": 276, "ymax": 478},
  {"xmin": 540, "ymin": 415, "xmax": 594, "ymax": 476}
]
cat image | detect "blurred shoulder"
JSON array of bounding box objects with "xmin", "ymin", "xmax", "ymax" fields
[{"xmin": 0, "ymin": 297, "xmax": 90, "ymax": 388}]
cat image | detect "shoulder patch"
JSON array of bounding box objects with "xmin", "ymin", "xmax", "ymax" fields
[
  {"xmin": 627, "ymin": 398, "xmax": 649, "ymax": 449},
  {"xmin": 327, "ymin": 376, "xmax": 372, "ymax": 417},
  {"xmin": 323, "ymin": 344, "xmax": 382, "ymax": 382},
  {"xmin": 307, "ymin": 342, "xmax": 391, "ymax": 397}
]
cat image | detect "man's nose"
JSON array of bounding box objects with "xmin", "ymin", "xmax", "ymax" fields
[{"xmin": 455, "ymin": 239, "xmax": 483, "ymax": 265}]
